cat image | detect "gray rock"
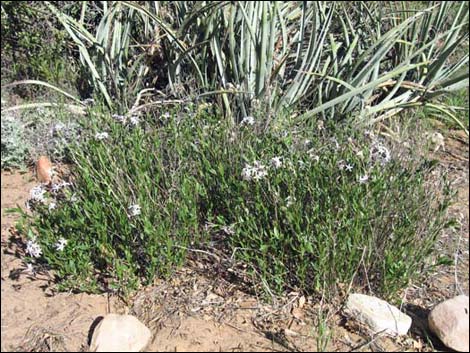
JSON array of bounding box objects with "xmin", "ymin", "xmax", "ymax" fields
[
  {"xmin": 345, "ymin": 293, "xmax": 412, "ymax": 336},
  {"xmin": 428, "ymin": 295, "xmax": 469, "ymax": 352},
  {"xmin": 90, "ymin": 314, "xmax": 152, "ymax": 352}
]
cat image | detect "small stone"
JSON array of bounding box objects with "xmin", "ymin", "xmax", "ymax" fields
[
  {"xmin": 428, "ymin": 295, "xmax": 469, "ymax": 352},
  {"xmin": 90, "ymin": 314, "xmax": 152, "ymax": 352},
  {"xmin": 36, "ymin": 156, "xmax": 53, "ymax": 184},
  {"xmin": 298, "ymin": 296, "xmax": 306, "ymax": 309},
  {"xmin": 284, "ymin": 328, "xmax": 300, "ymax": 337},
  {"xmin": 345, "ymin": 293, "xmax": 412, "ymax": 336}
]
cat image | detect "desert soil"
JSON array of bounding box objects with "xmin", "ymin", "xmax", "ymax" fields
[{"xmin": 1, "ymin": 131, "xmax": 468, "ymax": 352}]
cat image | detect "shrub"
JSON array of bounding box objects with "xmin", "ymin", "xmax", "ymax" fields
[
  {"xmin": 1, "ymin": 1, "xmax": 77, "ymax": 92},
  {"xmin": 0, "ymin": 104, "xmax": 83, "ymax": 169},
  {"xmin": 1, "ymin": 115, "xmax": 31, "ymax": 169},
  {"xmin": 16, "ymin": 106, "xmax": 452, "ymax": 298},
  {"xmin": 189, "ymin": 114, "xmax": 454, "ymax": 298}
]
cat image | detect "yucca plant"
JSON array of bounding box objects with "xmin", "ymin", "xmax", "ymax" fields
[
  {"xmin": 2, "ymin": 1, "xmax": 468, "ymax": 130},
  {"xmin": 124, "ymin": 1, "xmax": 468, "ymax": 128},
  {"xmin": 45, "ymin": 1, "xmax": 158, "ymax": 111}
]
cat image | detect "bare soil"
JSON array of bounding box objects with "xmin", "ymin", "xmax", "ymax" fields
[{"xmin": 1, "ymin": 132, "xmax": 468, "ymax": 352}]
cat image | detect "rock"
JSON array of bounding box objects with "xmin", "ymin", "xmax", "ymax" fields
[
  {"xmin": 36, "ymin": 156, "xmax": 53, "ymax": 184},
  {"xmin": 428, "ymin": 295, "xmax": 469, "ymax": 352},
  {"xmin": 90, "ymin": 314, "xmax": 152, "ymax": 352},
  {"xmin": 345, "ymin": 293, "xmax": 412, "ymax": 336}
]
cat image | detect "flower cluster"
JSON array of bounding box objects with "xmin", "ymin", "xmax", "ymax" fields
[
  {"xmin": 51, "ymin": 180, "xmax": 72, "ymax": 193},
  {"xmin": 112, "ymin": 113, "xmax": 141, "ymax": 127},
  {"xmin": 242, "ymin": 161, "xmax": 268, "ymax": 181},
  {"xmin": 29, "ymin": 185, "xmax": 46, "ymax": 204},
  {"xmin": 26, "ymin": 239, "xmax": 42, "ymax": 258}
]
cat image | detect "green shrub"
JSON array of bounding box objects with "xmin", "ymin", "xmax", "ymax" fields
[
  {"xmin": 190, "ymin": 114, "xmax": 454, "ymax": 298},
  {"xmin": 16, "ymin": 106, "xmax": 452, "ymax": 298},
  {"xmin": 1, "ymin": 1, "xmax": 76, "ymax": 92}
]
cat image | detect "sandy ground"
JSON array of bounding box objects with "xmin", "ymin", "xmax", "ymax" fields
[
  {"xmin": 1, "ymin": 171, "xmax": 110, "ymax": 352},
  {"xmin": 1, "ymin": 131, "xmax": 468, "ymax": 352}
]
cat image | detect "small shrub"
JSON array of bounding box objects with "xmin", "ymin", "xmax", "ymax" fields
[
  {"xmin": 1, "ymin": 115, "xmax": 31, "ymax": 169},
  {"xmin": 1, "ymin": 105, "xmax": 83, "ymax": 169},
  {"xmin": 16, "ymin": 106, "xmax": 453, "ymax": 298}
]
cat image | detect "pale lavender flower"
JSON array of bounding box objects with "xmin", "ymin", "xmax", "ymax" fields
[
  {"xmin": 51, "ymin": 183, "xmax": 61, "ymax": 193},
  {"xmin": 112, "ymin": 114, "xmax": 127, "ymax": 124},
  {"xmin": 286, "ymin": 196, "xmax": 296, "ymax": 207},
  {"xmin": 24, "ymin": 263, "xmax": 36, "ymax": 275},
  {"xmin": 95, "ymin": 132, "xmax": 109, "ymax": 140},
  {"xmin": 364, "ymin": 130, "xmax": 374, "ymax": 138},
  {"xmin": 252, "ymin": 161, "xmax": 268, "ymax": 180},
  {"xmin": 48, "ymin": 202, "xmax": 57, "ymax": 211},
  {"xmin": 345, "ymin": 163, "xmax": 354, "ymax": 172},
  {"xmin": 55, "ymin": 238, "xmax": 67, "ymax": 251},
  {"xmin": 359, "ymin": 175, "xmax": 369, "ymax": 184},
  {"xmin": 51, "ymin": 181, "xmax": 72, "ymax": 193},
  {"xmin": 50, "ymin": 122, "xmax": 66, "ymax": 136},
  {"xmin": 271, "ymin": 157, "xmax": 283, "ymax": 169},
  {"xmin": 129, "ymin": 115, "xmax": 140, "ymax": 126},
  {"xmin": 241, "ymin": 116, "xmax": 255, "ymax": 126},
  {"xmin": 241, "ymin": 165, "xmax": 255, "ymax": 181},
  {"xmin": 128, "ymin": 204, "xmax": 141, "ymax": 217}
]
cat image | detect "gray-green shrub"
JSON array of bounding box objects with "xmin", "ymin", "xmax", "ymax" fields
[{"xmin": 1, "ymin": 116, "xmax": 31, "ymax": 169}]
